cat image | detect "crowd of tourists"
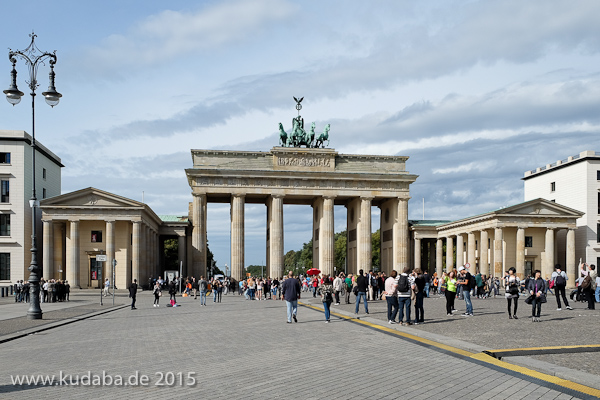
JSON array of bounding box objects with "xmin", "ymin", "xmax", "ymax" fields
[{"xmin": 13, "ymin": 278, "xmax": 70, "ymax": 303}]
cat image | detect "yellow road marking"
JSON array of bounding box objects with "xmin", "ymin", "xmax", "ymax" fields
[
  {"xmin": 300, "ymin": 301, "xmax": 600, "ymax": 398},
  {"xmin": 488, "ymin": 344, "xmax": 600, "ymax": 353}
]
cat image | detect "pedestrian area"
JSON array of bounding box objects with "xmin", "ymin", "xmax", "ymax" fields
[{"xmin": 0, "ymin": 293, "xmax": 598, "ymax": 400}]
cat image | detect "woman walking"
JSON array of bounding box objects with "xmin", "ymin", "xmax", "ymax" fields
[
  {"xmin": 444, "ymin": 271, "xmax": 457, "ymax": 316},
  {"xmin": 256, "ymin": 278, "xmax": 264, "ymax": 301},
  {"xmin": 153, "ymin": 281, "xmax": 161, "ymax": 307},
  {"xmin": 504, "ymin": 267, "xmax": 520, "ymax": 319},
  {"xmin": 527, "ymin": 270, "xmax": 546, "ymax": 322},
  {"xmin": 320, "ymin": 274, "xmax": 334, "ymax": 323}
]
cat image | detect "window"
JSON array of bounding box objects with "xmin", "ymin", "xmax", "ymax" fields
[
  {"xmin": 42, "ymin": 188, "xmax": 47, "ymax": 199},
  {"xmin": 1, "ymin": 180, "xmax": 8, "ymax": 203},
  {"xmin": 0, "ymin": 153, "xmax": 10, "ymax": 164},
  {"xmin": 0, "ymin": 214, "xmax": 10, "ymax": 236},
  {"xmin": 0, "ymin": 253, "xmax": 9, "ymax": 280},
  {"xmin": 43, "ymin": 168, "xmax": 46, "ymax": 180},
  {"xmin": 91, "ymin": 230, "xmax": 102, "ymax": 243},
  {"xmin": 598, "ymin": 192, "xmax": 600, "ymax": 215},
  {"xmin": 550, "ymin": 182, "xmax": 555, "ymax": 192},
  {"xmin": 525, "ymin": 236, "xmax": 533, "ymax": 247},
  {"xmin": 597, "ymin": 170, "xmax": 600, "ymax": 180}
]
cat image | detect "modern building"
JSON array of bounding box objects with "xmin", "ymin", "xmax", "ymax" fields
[
  {"xmin": 0, "ymin": 130, "xmax": 62, "ymax": 284},
  {"xmin": 523, "ymin": 150, "xmax": 600, "ymax": 269}
]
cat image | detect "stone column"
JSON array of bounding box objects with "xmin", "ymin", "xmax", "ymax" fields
[
  {"xmin": 268, "ymin": 195, "xmax": 284, "ymax": 279},
  {"xmin": 494, "ymin": 228, "xmax": 503, "ymax": 278},
  {"xmin": 566, "ymin": 228, "xmax": 576, "ymax": 287},
  {"xmin": 436, "ymin": 238, "xmax": 443, "ymax": 276},
  {"xmin": 480, "ymin": 230, "xmax": 489, "ymax": 276},
  {"xmin": 106, "ymin": 220, "xmax": 115, "ymax": 275},
  {"xmin": 231, "ymin": 194, "xmax": 245, "ymax": 281},
  {"xmin": 456, "ymin": 234, "xmax": 464, "ymax": 267},
  {"xmin": 192, "ymin": 194, "xmax": 207, "ymax": 279},
  {"xmin": 320, "ymin": 196, "xmax": 335, "ymax": 276},
  {"xmin": 396, "ymin": 198, "xmax": 409, "ymax": 272},
  {"xmin": 132, "ymin": 221, "xmax": 141, "ymax": 281},
  {"xmin": 467, "ymin": 232, "xmax": 476, "ymax": 270},
  {"xmin": 53, "ymin": 223, "xmax": 64, "ymax": 280},
  {"xmin": 414, "ymin": 238, "xmax": 421, "ymax": 270},
  {"xmin": 544, "ymin": 228, "xmax": 555, "ymax": 281},
  {"xmin": 356, "ymin": 197, "xmax": 371, "ymax": 275},
  {"xmin": 178, "ymin": 234, "xmax": 186, "ymax": 277},
  {"xmin": 446, "ymin": 236, "xmax": 454, "ymax": 272},
  {"xmin": 67, "ymin": 220, "xmax": 80, "ymax": 288},
  {"xmin": 516, "ymin": 227, "xmax": 525, "ymax": 279},
  {"xmin": 42, "ymin": 220, "xmax": 53, "ymax": 279}
]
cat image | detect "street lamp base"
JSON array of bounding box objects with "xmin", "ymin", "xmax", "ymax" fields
[{"xmin": 27, "ymin": 310, "xmax": 43, "ymax": 320}]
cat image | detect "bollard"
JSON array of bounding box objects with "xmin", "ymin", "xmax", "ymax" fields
[
  {"xmin": 1, "ymin": 287, "xmax": 4, "ymax": 297},
  {"xmin": 10, "ymin": 284, "xmax": 13, "ymax": 295}
]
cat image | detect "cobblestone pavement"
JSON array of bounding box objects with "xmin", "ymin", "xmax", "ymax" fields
[
  {"xmin": 307, "ymin": 290, "xmax": 600, "ymax": 377},
  {"xmin": 0, "ymin": 292, "xmax": 597, "ymax": 399}
]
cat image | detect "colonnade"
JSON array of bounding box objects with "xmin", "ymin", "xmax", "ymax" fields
[
  {"xmin": 414, "ymin": 226, "xmax": 577, "ymax": 283},
  {"xmin": 191, "ymin": 194, "xmax": 411, "ymax": 281}
]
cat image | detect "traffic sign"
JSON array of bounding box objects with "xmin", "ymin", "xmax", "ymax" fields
[{"xmin": 96, "ymin": 255, "xmax": 107, "ymax": 262}]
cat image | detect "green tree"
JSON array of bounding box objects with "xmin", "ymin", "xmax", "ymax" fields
[
  {"xmin": 371, "ymin": 229, "xmax": 381, "ymax": 272},
  {"xmin": 163, "ymin": 238, "xmax": 179, "ymax": 270},
  {"xmin": 334, "ymin": 230, "xmax": 347, "ymax": 275},
  {"xmin": 245, "ymin": 265, "xmax": 265, "ymax": 277}
]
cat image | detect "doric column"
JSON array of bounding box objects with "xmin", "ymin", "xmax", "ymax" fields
[
  {"xmin": 356, "ymin": 197, "xmax": 371, "ymax": 275},
  {"xmin": 494, "ymin": 228, "xmax": 503, "ymax": 278},
  {"xmin": 67, "ymin": 220, "xmax": 80, "ymax": 288},
  {"xmin": 516, "ymin": 227, "xmax": 525, "ymax": 279},
  {"xmin": 396, "ymin": 198, "xmax": 409, "ymax": 271},
  {"xmin": 268, "ymin": 195, "xmax": 284, "ymax": 279},
  {"xmin": 132, "ymin": 221, "xmax": 141, "ymax": 281},
  {"xmin": 42, "ymin": 220, "xmax": 53, "ymax": 279},
  {"xmin": 544, "ymin": 228, "xmax": 555, "ymax": 281},
  {"xmin": 106, "ymin": 220, "xmax": 115, "ymax": 274},
  {"xmin": 145, "ymin": 225, "xmax": 151, "ymax": 282},
  {"xmin": 479, "ymin": 230, "xmax": 489, "ymax": 276},
  {"xmin": 467, "ymin": 232, "xmax": 476, "ymax": 269},
  {"xmin": 320, "ymin": 196, "xmax": 335, "ymax": 276},
  {"xmin": 456, "ymin": 234, "xmax": 464, "ymax": 267},
  {"xmin": 53, "ymin": 223, "xmax": 64, "ymax": 280},
  {"xmin": 231, "ymin": 194, "xmax": 245, "ymax": 281},
  {"xmin": 414, "ymin": 238, "xmax": 421, "ymax": 270},
  {"xmin": 192, "ymin": 194, "xmax": 207, "ymax": 279},
  {"xmin": 436, "ymin": 238, "xmax": 443, "ymax": 276},
  {"xmin": 566, "ymin": 228, "xmax": 576, "ymax": 287},
  {"xmin": 446, "ymin": 236, "xmax": 454, "ymax": 272},
  {"xmin": 178, "ymin": 234, "xmax": 186, "ymax": 276}
]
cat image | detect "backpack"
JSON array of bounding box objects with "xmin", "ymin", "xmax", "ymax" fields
[
  {"xmin": 397, "ymin": 275, "xmax": 409, "ymax": 292},
  {"xmin": 555, "ymin": 274, "xmax": 566, "ymax": 287},
  {"xmin": 371, "ymin": 276, "xmax": 378, "ymax": 288},
  {"xmin": 469, "ymin": 274, "xmax": 476, "ymax": 289}
]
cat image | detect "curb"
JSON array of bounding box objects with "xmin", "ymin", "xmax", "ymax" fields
[{"xmin": 0, "ymin": 304, "xmax": 129, "ymax": 345}]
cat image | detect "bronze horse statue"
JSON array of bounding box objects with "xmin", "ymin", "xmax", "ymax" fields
[{"xmin": 314, "ymin": 124, "xmax": 330, "ymax": 148}]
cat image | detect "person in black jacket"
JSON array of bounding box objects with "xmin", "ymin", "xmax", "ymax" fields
[
  {"xmin": 128, "ymin": 279, "xmax": 138, "ymax": 310},
  {"xmin": 527, "ymin": 270, "xmax": 545, "ymax": 322},
  {"xmin": 354, "ymin": 269, "xmax": 369, "ymax": 315}
]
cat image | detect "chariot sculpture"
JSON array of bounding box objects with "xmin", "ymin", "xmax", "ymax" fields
[{"xmin": 278, "ymin": 97, "xmax": 330, "ymax": 148}]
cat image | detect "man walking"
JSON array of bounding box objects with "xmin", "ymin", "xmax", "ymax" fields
[
  {"xmin": 199, "ymin": 276, "xmax": 208, "ymax": 306},
  {"xmin": 333, "ymin": 273, "xmax": 344, "ymax": 305},
  {"xmin": 104, "ymin": 278, "xmax": 110, "ymax": 297},
  {"xmin": 128, "ymin": 279, "xmax": 138, "ymax": 310},
  {"xmin": 457, "ymin": 266, "xmax": 473, "ymax": 316},
  {"xmin": 354, "ymin": 269, "xmax": 369, "ymax": 316},
  {"xmin": 281, "ymin": 271, "xmax": 301, "ymax": 323},
  {"xmin": 551, "ymin": 265, "xmax": 572, "ymax": 310}
]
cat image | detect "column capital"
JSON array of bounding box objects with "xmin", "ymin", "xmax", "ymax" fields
[
  {"xmin": 271, "ymin": 194, "xmax": 285, "ymax": 199},
  {"xmin": 546, "ymin": 227, "xmax": 555, "ymax": 231},
  {"xmin": 517, "ymin": 226, "xmax": 527, "ymax": 230},
  {"xmin": 323, "ymin": 195, "xmax": 336, "ymax": 200},
  {"xmin": 360, "ymin": 196, "xmax": 374, "ymax": 201},
  {"xmin": 105, "ymin": 219, "xmax": 116, "ymax": 224},
  {"xmin": 192, "ymin": 192, "xmax": 206, "ymax": 198}
]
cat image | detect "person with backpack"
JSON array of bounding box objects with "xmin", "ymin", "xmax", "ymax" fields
[
  {"xmin": 319, "ymin": 274, "xmax": 334, "ymax": 323},
  {"xmin": 413, "ymin": 269, "xmax": 426, "ymax": 324},
  {"xmin": 457, "ymin": 266, "xmax": 473, "ymax": 316},
  {"xmin": 384, "ymin": 270, "xmax": 399, "ymax": 324},
  {"xmin": 550, "ymin": 265, "xmax": 572, "ymax": 310},
  {"xmin": 354, "ymin": 270, "xmax": 369, "ymax": 316},
  {"xmin": 396, "ymin": 267, "xmax": 415, "ymax": 325}
]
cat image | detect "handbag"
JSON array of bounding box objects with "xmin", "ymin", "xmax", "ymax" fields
[
  {"xmin": 158, "ymin": 291, "xmax": 162, "ymax": 297},
  {"xmin": 524, "ymin": 295, "xmax": 534, "ymax": 304},
  {"xmin": 352, "ymin": 285, "xmax": 358, "ymax": 296}
]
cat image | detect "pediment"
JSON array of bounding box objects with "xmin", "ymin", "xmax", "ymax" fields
[
  {"xmin": 41, "ymin": 187, "xmax": 143, "ymax": 209},
  {"xmin": 497, "ymin": 198, "xmax": 584, "ymax": 217}
]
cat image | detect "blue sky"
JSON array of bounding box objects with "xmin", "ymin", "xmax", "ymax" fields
[{"xmin": 2, "ymin": 0, "xmax": 600, "ymax": 269}]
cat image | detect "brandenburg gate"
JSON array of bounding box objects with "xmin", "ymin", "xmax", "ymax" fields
[{"xmin": 185, "ymin": 147, "xmax": 418, "ymax": 281}]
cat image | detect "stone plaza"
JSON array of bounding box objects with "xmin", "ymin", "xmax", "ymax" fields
[{"xmin": 0, "ymin": 289, "xmax": 599, "ymax": 399}]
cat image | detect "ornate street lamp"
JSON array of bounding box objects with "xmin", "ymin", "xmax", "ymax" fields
[{"xmin": 4, "ymin": 32, "xmax": 62, "ymax": 319}]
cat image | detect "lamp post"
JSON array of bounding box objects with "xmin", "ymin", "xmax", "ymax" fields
[{"xmin": 4, "ymin": 33, "xmax": 62, "ymax": 320}]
